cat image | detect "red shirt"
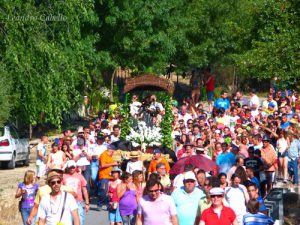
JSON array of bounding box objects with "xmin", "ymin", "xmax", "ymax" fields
[
  {"xmin": 206, "ymin": 74, "xmax": 214, "ymax": 91},
  {"xmin": 177, "ymin": 147, "xmax": 185, "ymax": 159},
  {"xmin": 200, "ymin": 205, "xmax": 236, "ymax": 225}
]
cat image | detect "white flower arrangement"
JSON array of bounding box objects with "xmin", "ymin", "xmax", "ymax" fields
[
  {"xmin": 99, "ymin": 87, "xmax": 111, "ymax": 99},
  {"xmin": 126, "ymin": 121, "xmax": 162, "ymax": 151}
]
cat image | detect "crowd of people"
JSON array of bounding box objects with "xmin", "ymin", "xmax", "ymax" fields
[{"xmin": 14, "ymin": 81, "xmax": 300, "ymax": 225}]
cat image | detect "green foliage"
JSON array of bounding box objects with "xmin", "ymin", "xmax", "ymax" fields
[
  {"xmin": 0, "ymin": 1, "xmax": 101, "ymax": 127},
  {"xmin": 1, "ymin": 0, "xmax": 299, "ymax": 129},
  {"xmin": 232, "ymin": 0, "xmax": 300, "ymax": 86},
  {"xmin": 161, "ymin": 95, "xmax": 173, "ymax": 149},
  {"xmin": 0, "ymin": 63, "xmax": 16, "ymax": 127},
  {"xmin": 95, "ymin": 0, "xmax": 189, "ymax": 74},
  {"xmin": 120, "ymin": 93, "xmax": 131, "ymax": 140}
]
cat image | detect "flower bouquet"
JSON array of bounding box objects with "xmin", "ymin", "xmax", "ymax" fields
[{"xmin": 126, "ymin": 121, "xmax": 162, "ymax": 151}]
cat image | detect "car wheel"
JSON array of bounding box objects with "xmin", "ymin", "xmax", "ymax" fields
[
  {"xmin": 7, "ymin": 153, "xmax": 16, "ymax": 169},
  {"xmin": 23, "ymin": 150, "xmax": 30, "ymax": 166}
]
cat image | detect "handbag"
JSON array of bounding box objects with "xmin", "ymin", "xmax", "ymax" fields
[
  {"xmin": 18, "ymin": 198, "xmax": 23, "ymax": 212},
  {"xmin": 57, "ymin": 192, "xmax": 67, "ymax": 225}
]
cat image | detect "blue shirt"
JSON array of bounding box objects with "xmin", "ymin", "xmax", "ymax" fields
[
  {"xmin": 288, "ymin": 139, "xmax": 300, "ymax": 160},
  {"xmin": 171, "ymin": 187, "xmax": 205, "ymax": 225},
  {"xmin": 257, "ymin": 196, "xmax": 267, "ymax": 213},
  {"xmin": 216, "ymin": 152, "xmax": 236, "ymax": 174},
  {"xmin": 243, "ymin": 212, "xmax": 274, "ymax": 225},
  {"xmin": 214, "ymin": 98, "xmax": 230, "ymax": 110},
  {"xmin": 281, "ymin": 121, "xmax": 290, "ymax": 130}
]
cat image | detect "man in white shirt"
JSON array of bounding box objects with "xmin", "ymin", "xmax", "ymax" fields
[
  {"xmin": 90, "ymin": 135, "xmax": 107, "ymax": 195},
  {"xmin": 110, "ymin": 125, "xmax": 120, "ymax": 143},
  {"xmin": 249, "ymin": 89, "xmax": 260, "ymax": 117},
  {"xmin": 37, "ymin": 170, "xmax": 79, "ymax": 225},
  {"xmin": 36, "ymin": 136, "xmax": 48, "ymax": 179},
  {"xmin": 179, "ymin": 105, "xmax": 193, "ymax": 126},
  {"xmin": 126, "ymin": 151, "xmax": 143, "ymax": 174},
  {"xmin": 262, "ymin": 94, "xmax": 278, "ymax": 111}
]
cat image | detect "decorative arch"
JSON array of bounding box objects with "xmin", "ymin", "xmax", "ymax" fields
[{"xmin": 123, "ymin": 74, "xmax": 174, "ymax": 95}]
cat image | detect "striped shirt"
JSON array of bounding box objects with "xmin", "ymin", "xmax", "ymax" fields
[{"xmin": 243, "ymin": 212, "xmax": 274, "ymax": 225}]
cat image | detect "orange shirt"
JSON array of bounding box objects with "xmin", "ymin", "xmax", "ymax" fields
[
  {"xmin": 148, "ymin": 157, "xmax": 170, "ymax": 173},
  {"xmin": 99, "ymin": 151, "xmax": 114, "ymax": 179},
  {"xmin": 261, "ymin": 145, "xmax": 277, "ymax": 172}
]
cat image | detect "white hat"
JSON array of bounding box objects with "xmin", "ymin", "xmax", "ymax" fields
[
  {"xmin": 184, "ymin": 171, "xmax": 197, "ymax": 181},
  {"xmin": 63, "ymin": 160, "xmax": 77, "ymax": 170},
  {"xmin": 110, "ymin": 166, "xmax": 122, "ymax": 176},
  {"xmin": 209, "ymin": 187, "xmax": 225, "ymax": 195},
  {"xmin": 77, "ymin": 126, "xmax": 84, "ymax": 133}
]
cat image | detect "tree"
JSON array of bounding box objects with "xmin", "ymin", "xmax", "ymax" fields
[
  {"xmin": 233, "ymin": 0, "xmax": 300, "ymax": 87},
  {"xmin": 0, "ymin": 63, "xmax": 15, "ymax": 127},
  {"xmin": 0, "ymin": 1, "xmax": 101, "ymax": 127},
  {"xmin": 94, "ymin": 0, "xmax": 189, "ymax": 74}
]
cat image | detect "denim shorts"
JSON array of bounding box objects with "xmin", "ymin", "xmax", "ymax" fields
[
  {"xmin": 109, "ymin": 206, "xmax": 122, "ymax": 223},
  {"xmin": 278, "ymin": 151, "xmax": 288, "ymax": 158}
]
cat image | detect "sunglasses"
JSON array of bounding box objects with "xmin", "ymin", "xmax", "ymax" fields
[
  {"xmin": 50, "ymin": 180, "xmax": 61, "ymax": 186},
  {"xmin": 211, "ymin": 195, "xmax": 223, "ymax": 198},
  {"xmin": 184, "ymin": 179, "xmax": 196, "ymax": 183},
  {"xmin": 148, "ymin": 189, "xmax": 160, "ymax": 193}
]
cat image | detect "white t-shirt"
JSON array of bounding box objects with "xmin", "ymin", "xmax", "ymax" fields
[
  {"xmin": 37, "ymin": 192, "xmax": 78, "ymax": 225},
  {"xmin": 36, "ymin": 143, "xmax": 47, "ymax": 165},
  {"xmin": 250, "ymin": 95, "xmax": 260, "ymax": 117},
  {"xmin": 110, "ymin": 134, "xmax": 120, "ymax": 143},
  {"xmin": 225, "ymin": 185, "xmax": 247, "ymax": 217},
  {"xmin": 276, "ymin": 138, "xmax": 288, "ymax": 154},
  {"xmin": 92, "ymin": 144, "xmax": 107, "ymax": 157},
  {"xmin": 130, "ymin": 101, "xmax": 142, "ymax": 117},
  {"xmin": 126, "ymin": 160, "xmax": 144, "ymax": 174},
  {"xmin": 173, "ymin": 173, "xmax": 184, "ymax": 188},
  {"xmin": 73, "ymin": 147, "xmax": 91, "ymax": 166}
]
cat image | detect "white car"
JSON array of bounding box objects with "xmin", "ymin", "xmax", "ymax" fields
[{"xmin": 0, "ymin": 125, "xmax": 30, "ymax": 169}]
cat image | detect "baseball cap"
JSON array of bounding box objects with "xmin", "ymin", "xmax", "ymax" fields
[
  {"xmin": 268, "ymin": 102, "xmax": 275, "ymax": 108},
  {"xmin": 153, "ymin": 148, "xmax": 161, "ymax": 154},
  {"xmin": 77, "ymin": 138, "xmax": 85, "ymax": 146},
  {"xmin": 209, "ymin": 187, "xmax": 224, "ymax": 195},
  {"xmin": 184, "ymin": 171, "xmax": 197, "ymax": 181},
  {"xmin": 110, "ymin": 166, "xmax": 122, "ymax": 176},
  {"xmin": 63, "ymin": 160, "xmax": 77, "ymax": 169}
]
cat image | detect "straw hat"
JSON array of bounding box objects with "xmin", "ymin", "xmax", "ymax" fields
[{"xmin": 129, "ymin": 151, "xmax": 139, "ymax": 158}]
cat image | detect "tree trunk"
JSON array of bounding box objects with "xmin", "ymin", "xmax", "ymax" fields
[
  {"xmin": 29, "ymin": 124, "xmax": 32, "ymax": 140},
  {"xmin": 110, "ymin": 69, "xmax": 117, "ymax": 102}
]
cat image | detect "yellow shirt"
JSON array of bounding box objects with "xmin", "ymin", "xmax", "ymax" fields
[{"xmin": 34, "ymin": 184, "xmax": 73, "ymax": 204}]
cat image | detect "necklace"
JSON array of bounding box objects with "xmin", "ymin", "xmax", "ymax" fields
[{"xmin": 50, "ymin": 193, "xmax": 63, "ymax": 215}]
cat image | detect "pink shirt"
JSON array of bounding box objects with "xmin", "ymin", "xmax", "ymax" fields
[
  {"xmin": 137, "ymin": 194, "xmax": 177, "ymax": 225},
  {"xmin": 63, "ymin": 172, "xmax": 87, "ymax": 202}
]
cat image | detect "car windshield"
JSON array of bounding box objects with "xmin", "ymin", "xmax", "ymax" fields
[{"xmin": 0, "ymin": 127, "xmax": 4, "ymax": 137}]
